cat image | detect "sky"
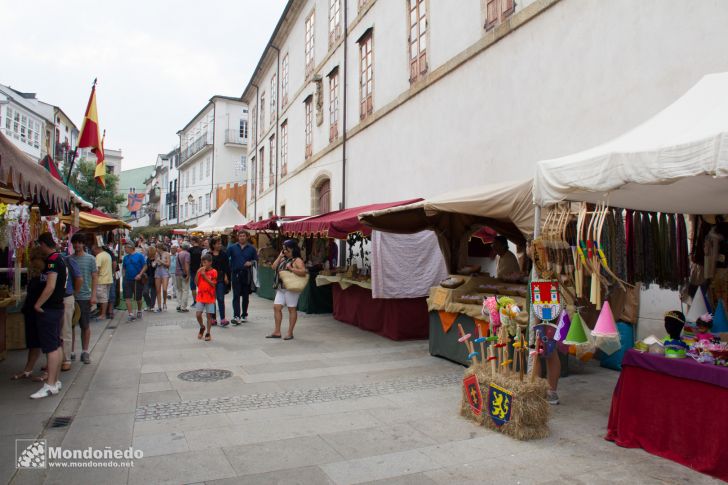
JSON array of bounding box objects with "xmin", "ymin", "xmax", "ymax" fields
[{"xmin": 0, "ymin": 0, "xmax": 287, "ymax": 170}]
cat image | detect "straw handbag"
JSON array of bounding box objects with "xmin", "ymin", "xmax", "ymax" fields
[{"xmin": 278, "ymin": 270, "xmax": 309, "ymax": 292}]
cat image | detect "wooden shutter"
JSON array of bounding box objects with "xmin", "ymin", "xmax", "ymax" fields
[
  {"xmin": 318, "ymin": 179, "xmax": 331, "ymax": 214},
  {"xmin": 502, "ymin": 0, "xmax": 515, "ymax": 18},
  {"xmin": 485, "ymin": 0, "xmax": 498, "ymax": 30}
]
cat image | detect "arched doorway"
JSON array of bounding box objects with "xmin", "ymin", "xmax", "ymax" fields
[{"xmin": 314, "ymin": 178, "xmax": 331, "ymax": 215}]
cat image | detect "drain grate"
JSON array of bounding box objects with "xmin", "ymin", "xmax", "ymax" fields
[
  {"xmin": 50, "ymin": 416, "xmax": 73, "ymax": 428},
  {"xmin": 177, "ymin": 369, "xmax": 233, "ymax": 382}
]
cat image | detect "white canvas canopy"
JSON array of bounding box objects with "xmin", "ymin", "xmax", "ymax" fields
[
  {"xmin": 192, "ymin": 199, "xmax": 247, "ymax": 234},
  {"xmin": 533, "ymin": 72, "xmax": 728, "ymax": 213}
]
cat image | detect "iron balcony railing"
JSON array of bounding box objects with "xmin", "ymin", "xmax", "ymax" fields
[
  {"xmin": 180, "ymin": 133, "xmax": 210, "ymax": 163},
  {"xmin": 224, "ymin": 129, "xmax": 247, "ymax": 145}
]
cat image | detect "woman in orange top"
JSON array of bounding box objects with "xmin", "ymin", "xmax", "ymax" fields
[{"xmin": 195, "ymin": 254, "xmax": 217, "ymax": 341}]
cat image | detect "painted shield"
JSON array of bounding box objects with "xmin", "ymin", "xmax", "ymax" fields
[
  {"xmin": 488, "ymin": 383, "xmax": 514, "ymax": 427},
  {"xmin": 463, "ymin": 374, "xmax": 483, "ymax": 416},
  {"xmin": 531, "ymin": 280, "xmax": 561, "ymax": 322}
]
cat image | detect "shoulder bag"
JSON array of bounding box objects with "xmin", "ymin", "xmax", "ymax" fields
[{"xmin": 278, "ymin": 269, "xmax": 309, "ymax": 292}]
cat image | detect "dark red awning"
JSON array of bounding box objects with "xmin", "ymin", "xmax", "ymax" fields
[
  {"xmin": 236, "ymin": 215, "xmax": 306, "ymax": 232},
  {"xmin": 280, "ymin": 199, "xmax": 422, "ymax": 239}
]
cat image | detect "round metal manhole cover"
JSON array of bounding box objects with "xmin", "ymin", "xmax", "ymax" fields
[{"xmin": 177, "ymin": 369, "xmax": 233, "ymax": 382}]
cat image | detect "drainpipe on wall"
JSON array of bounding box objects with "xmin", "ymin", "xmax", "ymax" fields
[
  {"xmin": 177, "ymin": 132, "xmax": 182, "ymax": 225},
  {"xmin": 210, "ymin": 100, "xmax": 216, "ymax": 216},
  {"xmin": 341, "ymin": 0, "xmax": 348, "ymax": 211},
  {"xmin": 271, "ymin": 45, "xmax": 280, "ymax": 216},
  {"xmin": 251, "ymin": 84, "xmax": 259, "ymax": 221}
]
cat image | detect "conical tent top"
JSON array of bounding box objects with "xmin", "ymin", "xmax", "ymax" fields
[
  {"xmin": 592, "ymin": 301, "xmax": 618, "ymax": 336},
  {"xmin": 563, "ymin": 312, "xmax": 588, "ymax": 345},
  {"xmin": 554, "ymin": 310, "xmax": 571, "ymax": 342},
  {"xmin": 686, "ymin": 287, "xmax": 709, "ymax": 323},
  {"xmin": 713, "ymin": 300, "xmax": 728, "ymax": 333}
]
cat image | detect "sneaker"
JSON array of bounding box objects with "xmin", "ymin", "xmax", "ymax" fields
[
  {"xmin": 127, "ymin": 314, "xmax": 136, "ymax": 322},
  {"xmin": 219, "ymin": 319, "xmax": 230, "ymax": 327},
  {"xmin": 153, "ymin": 308, "xmax": 162, "ymax": 313},
  {"xmin": 30, "ymin": 383, "xmax": 59, "ymax": 399},
  {"xmin": 240, "ymin": 316, "xmax": 247, "ymax": 323},
  {"xmin": 81, "ymin": 352, "xmax": 91, "ymax": 364},
  {"xmin": 55, "ymin": 380, "xmax": 62, "ymax": 390},
  {"xmin": 546, "ymin": 390, "xmax": 560, "ymax": 405},
  {"xmin": 137, "ymin": 311, "xmax": 143, "ymax": 320},
  {"xmin": 176, "ymin": 306, "xmax": 181, "ymax": 312},
  {"xmin": 179, "ymin": 308, "xmax": 189, "ymax": 313},
  {"xmin": 211, "ymin": 320, "xmax": 217, "ymax": 326},
  {"xmin": 70, "ymin": 352, "xmax": 76, "ymax": 361},
  {"xmin": 230, "ymin": 318, "xmax": 240, "ymax": 326}
]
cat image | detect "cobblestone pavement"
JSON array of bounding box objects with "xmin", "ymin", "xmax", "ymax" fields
[
  {"xmin": 135, "ymin": 372, "xmax": 460, "ymax": 420},
  {"xmin": 5, "ymin": 294, "xmax": 722, "ymax": 485}
]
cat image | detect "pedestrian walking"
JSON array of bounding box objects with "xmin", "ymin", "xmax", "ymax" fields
[
  {"xmin": 175, "ymin": 242, "xmax": 191, "ymax": 312},
  {"xmin": 228, "ymin": 230, "xmax": 257, "ymax": 324},
  {"xmin": 210, "ymin": 237, "xmax": 230, "ymax": 326},
  {"xmin": 142, "ymin": 246, "xmax": 157, "ymax": 311},
  {"xmin": 122, "ymin": 241, "xmax": 146, "ymax": 321},
  {"xmin": 71, "ymin": 234, "xmax": 97, "ymax": 364},
  {"xmin": 61, "ymin": 250, "xmax": 82, "ymax": 368},
  {"xmin": 268, "ymin": 239, "xmax": 306, "ymax": 340},
  {"xmin": 154, "ymin": 243, "xmax": 171, "ymax": 311},
  {"xmin": 101, "ymin": 245, "xmax": 118, "ymax": 319},
  {"xmin": 169, "ymin": 244, "xmax": 178, "ymax": 298},
  {"xmin": 92, "ymin": 243, "xmax": 113, "ymax": 323},
  {"xmin": 194, "ymin": 254, "xmax": 217, "ymax": 342},
  {"xmin": 188, "ymin": 237, "xmax": 203, "ymax": 305}
]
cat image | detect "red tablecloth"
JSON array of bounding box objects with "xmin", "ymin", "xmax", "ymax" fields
[
  {"xmin": 331, "ymin": 283, "xmax": 429, "ymax": 340},
  {"xmin": 606, "ymin": 350, "xmax": 728, "ymax": 481}
]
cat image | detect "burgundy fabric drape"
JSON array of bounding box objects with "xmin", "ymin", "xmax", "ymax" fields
[
  {"xmin": 606, "ymin": 351, "xmax": 728, "ymax": 481},
  {"xmin": 331, "ymin": 284, "xmax": 428, "ymax": 340}
]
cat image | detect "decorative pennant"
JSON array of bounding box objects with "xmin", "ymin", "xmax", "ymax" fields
[
  {"xmin": 488, "ymin": 383, "xmax": 513, "ymax": 427},
  {"xmin": 531, "ymin": 280, "xmax": 561, "ymax": 322},
  {"xmin": 439, "ymin": 311, "xmax": 457, "ymax": 333},
  {"xmin": 463, "ymin": 374, "xmax": 483, "ymax": 416}
]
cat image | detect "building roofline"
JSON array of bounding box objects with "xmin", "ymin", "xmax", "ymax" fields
[
  {"xmin": 241, "ymin": 0, "xmax": 296, "ymax": 102},
  {"xmin": 0, "ymin": 84, "xmax": 55, "ymax": 124},
  {"xmin": 52, "ymin": 106, "xmax": 79, "ymax": 132},
  {"xmin": 177, "ymin": 95, "xmax": 246, "ymax": 135}
]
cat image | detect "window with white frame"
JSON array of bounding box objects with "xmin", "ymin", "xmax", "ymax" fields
[
  {"xmin": 408, "ymin": 0, "xmax": 428, "ymax": 83},
  {"xmin": 3, "ymin": 106, "xmax": 41, "ymax": 149},
  {"xmin": 270, "ymin": 75, "xmax": 277, "ymax": 125},
  {"xmin": 485, "ymin": 0, "xmax": 515, "ymax": 30},
  {"xmin": 359, "ymin": 30, "xmax": 374, "ymax": 119},
  {"xmin": 328, "ymin": 68, "xmax": 339, "ymax": 141},
  {"xmin": 239, "ymin": 119, "xmax": 248, "ymax": 141},
  {"xmin": 329, "ymin": 0, "xmax": 341, "ymax": 47},
  {"xmin": 280, "ymin": 120, "xmax": 288, "ymax": 177},
  {"xmin": 281, "ymin": 54, "xmax": 289, "ymax": 106},
  {"xmin": 305, "ymin": 10, "xmax": 315, "ymax": 75},
  {"xmin": 269, "ymin": 135, "xmax": 275, "ymax": 187},
  {"xmin": 198, "ymin": 196, "xmax": 202, "ymax": 213},
  {"xmin": 304, "ymin": 96, "xmax": 313, "ymax": 158},
  {"xmin": 251, "ymin": 106, "xmax": 257, "ymax": 139},
  {"xmin": 250, "ymin": 156, "xmax": 256, "ymax": 195},
  {"xmin": 259, "ymin": 92, "xmax": 266, "ymax": 133},
  {"xmin": 206, "ymin": 157, "xmax": 211, "ymax": 177}
]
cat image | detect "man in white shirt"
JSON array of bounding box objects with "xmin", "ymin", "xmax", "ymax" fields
[{"xmin": 493, "ymin": 236, "xmax": 522, "ymax": 281}]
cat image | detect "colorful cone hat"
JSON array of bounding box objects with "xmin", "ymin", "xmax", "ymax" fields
[
  {"xmin": 592, "ymin": 301, "xmax": 618, "ymax": 337},
  {"xmin": 554, "ymin": 310, "xmax": 571, "ymax": 342},
  {"xmin": 563, "ymin": 312, "xmax": 588, "ymax": 345},
  {"xmin": 686, "ymin": 287, "xmax": 709, "ymax": 323},
  {"xmin": 713, "ymin": 300, "xmax": 728, "ymax": 333}
]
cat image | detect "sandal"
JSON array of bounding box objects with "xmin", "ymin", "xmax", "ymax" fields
[
  {"xmin": 283, "ymin": 335, "xmax": 294, "ymax": 340},
  {"xmin": 265, "ymin": 334, "xmax": 281, "ymax": 339},
  {"xmin": 204, "ymin": 333, "xmax": 211, "ymax": 342},
  {"xmin": 198, "ymin": 327, "xmax": 205, "ymax": 340},
  {"xmin": 11, "ymin": 371, "xmax": 32, "ymax": 380},
  {"xmin": 32, "ymin": 373, "xmax": 48, "ymax": 382}
]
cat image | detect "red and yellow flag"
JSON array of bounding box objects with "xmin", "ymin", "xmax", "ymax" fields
[{"xmin": 77, "ymin": 81, "xmax": 106, "ymax": 187}]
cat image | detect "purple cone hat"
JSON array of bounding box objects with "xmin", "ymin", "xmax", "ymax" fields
[{"xmin": 554, "ymin": 310, "xmax": 571, "ymax": 342}]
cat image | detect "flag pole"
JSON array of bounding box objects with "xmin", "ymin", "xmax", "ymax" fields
[{"xmin": 66, "ymin": 78, "xmax": 98, "ymax": 184}]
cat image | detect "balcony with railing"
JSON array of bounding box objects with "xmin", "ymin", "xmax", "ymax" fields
[
  {"xmin": 225, "ymin": 129, "xmax": 247, "ymax": 146},
  {"xmin": 180, "ymin": 133, "xmax": 211, "ymax": 164}
]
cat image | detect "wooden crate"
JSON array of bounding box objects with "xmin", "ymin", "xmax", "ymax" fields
[{"xmin": 6, "ymin": 311, "xmax": 25, "ymax": 350}]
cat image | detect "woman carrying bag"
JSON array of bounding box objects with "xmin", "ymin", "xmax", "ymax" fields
[{"xmin": 267, "ymin": 239, "xmax": 308, "ymax": 340}]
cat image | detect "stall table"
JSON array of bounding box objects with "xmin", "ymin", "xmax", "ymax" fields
[
  {"xmin": 606, "ymin": 349, "xmax": 728, "ymax": 481},
  {"xmin": 318, "ymin": 275, "xmax": 428, "ymax": 340}
]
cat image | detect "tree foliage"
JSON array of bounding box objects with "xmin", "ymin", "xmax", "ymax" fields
[{"xmin": 68, "ymin": 159, "xmax": 125, "ymax": 216}]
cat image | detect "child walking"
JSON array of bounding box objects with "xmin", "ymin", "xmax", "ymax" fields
[{"xmin": 195, "ymin": 254, "xmax": 217, "ymax": 342}]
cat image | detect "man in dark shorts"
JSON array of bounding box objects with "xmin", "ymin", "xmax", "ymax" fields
[
  {"xmin": 188, "ymin": 236, "xmax": 203, "ymax": 304},
  {"xmin": 122, "ymin": 241, "xmax": 147, "ymax": 322},
  {"xmin": 29, "ymin": 233, "xmax": 67, "ymax": 399}
]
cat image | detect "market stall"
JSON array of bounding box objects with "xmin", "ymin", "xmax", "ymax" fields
[
  {"xmin": 0, "ymin": 132, "xmax": 72, "ymax": 360},
  {"xmin": 281, "ymin": 199, "xmax": 435, "ymax": 338},
  {"xmin": 360, "ymin": 180, "xmax": 534, "ymax": 362},
  {"xmin": 533, "ymin": 72, "xmax": 728, "ymax": 479},
  {"xmin": 191, "ymin": 199, "xmax": 247, "ymax": 234},
  {"xmin": 236, "ymin": 216, "xmax": 305, "ymax": 301}
]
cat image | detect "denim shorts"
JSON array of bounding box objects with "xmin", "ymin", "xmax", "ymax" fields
[{"xmin": 194, "ymin": 302, "xmax": 215, "ymax": 314}]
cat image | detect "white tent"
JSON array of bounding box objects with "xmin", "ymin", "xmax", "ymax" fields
[
  {"xmin": 192, "ymin": 199, "xmax": 247, "ymax": 234},
  {"xmin": 533, "ymin": 72, "xmax": 728, "ymax": 213}
]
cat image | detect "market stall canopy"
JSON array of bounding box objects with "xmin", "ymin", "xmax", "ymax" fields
[
  {"xmin": 533, "ymin": 72, "xmax": 728, "ymax": 213},
  {"xmin": 281, "ymin": 199, "xmax": 422, "ymax": 239},
  {"xmin": 358, "ymin": 180, "xmax": 534, "ymax": 271},
  {"xmin": 0, "ymin": 132, "xmax": 70, "ymax": 211},
  {"xmin": 237, "ymin": 215, "xmax": 306, "ymax": 232},
  {"xmin": 60, "ymin": 208, "xmax": 130, "ymax": 230},
  {"xmin": 192, "ymin": 199, "xmax": 247, "ymax": 234}
]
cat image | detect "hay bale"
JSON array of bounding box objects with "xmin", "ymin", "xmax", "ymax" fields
[{"xmin": 460, "ymin": 365, "xmax": 551, "ymax": 441}]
